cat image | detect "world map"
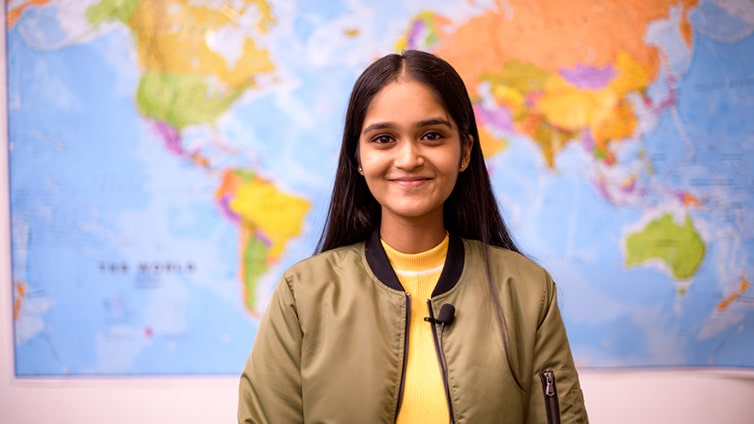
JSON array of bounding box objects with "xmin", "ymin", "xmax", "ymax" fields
[{"xmin": 8, "ymin": 0, "xmax": 754, "ymax": 375}]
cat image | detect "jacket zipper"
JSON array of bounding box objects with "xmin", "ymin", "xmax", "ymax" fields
[
  {"xmin": 539, "ymin": 370, "xmax": 561, "ymax": 424},
  {"xmin": 427, "ymin": 300, "xmax": 455, "ymax": 424},
  {"xmin": 394, "ymin": 293, "xmax": 411, "ymax": 423}
]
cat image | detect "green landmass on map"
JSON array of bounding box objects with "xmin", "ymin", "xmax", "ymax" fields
[
  {"xmin": 86, "ymin": 0, "xmax": 140, "ymax": 26},
  {"xmin": 243, "ymin": 238, "xmax": 270, "ymax": 311},
  {"xmin": 136, "ymin": 71, "xmax": 244, "ymax": 129},
  {"xmin": 625, "ymin": 213, "xmax": 705, "ymax": 280}
]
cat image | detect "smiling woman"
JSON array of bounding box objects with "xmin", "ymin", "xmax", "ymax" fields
[
  {"xmin": 237, "ymin": 50, "xmax": 589, "ymax": 424},
  {"xmin": 357, "ymin": 79, "xmax": 471, "ymax": 253}
]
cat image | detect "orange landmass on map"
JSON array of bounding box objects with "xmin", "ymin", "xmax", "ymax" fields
[
  {"xmin": 477, "ymin": 125, "xmax": 508, "ymax": 156},
  {"xmin": 215, "ymin": 168, "xmax": 243, "ymax": 202},
  {"xmin": 429, "ymin": 0, "xmax": 698, "ymax": 168},
  {"xmin": 437, "ymin": 0, "xmax": 697, "ymax": 95},
  {"xmin": 717, "ymin": 274, "xmax": 750, "ymax": 312},
  {"xmin": 13, "ymin": 281, "xmax": 26, "ymax": 321},
  {"xmin": 681, "ymin": 192, "xmax": 702, "ymax": 208},
  {"xmin": 6, "ymin": 0, "xmax": 52, "ymax": 28}
]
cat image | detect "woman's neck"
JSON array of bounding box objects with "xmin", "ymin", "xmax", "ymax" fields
[{"xmin": 379, "ymin": 214, "xmax": 447, "ymax": 254}]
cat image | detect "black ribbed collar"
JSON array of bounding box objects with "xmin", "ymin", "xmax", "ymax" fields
[{"xmin": 364, "ymin": 229, "xmax": 465, "ymax": 297}]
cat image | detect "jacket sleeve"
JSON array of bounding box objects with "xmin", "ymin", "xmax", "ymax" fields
[
  {"xmin": 238, "ymin": 274, "xmax": 304, "ymax": 424},
  {"xmin": 526, "ymin": 274, "xmax": 589, "ymax": 423}
]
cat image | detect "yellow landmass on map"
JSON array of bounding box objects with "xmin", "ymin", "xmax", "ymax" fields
[
  {"xmin": 490, "ymin": 84, "xmax": 526, "ymax": 117},
  {"xmin": 609, "ymin": 51, "xmax": 654, "ymax": 98},
  {"xmin": 217, "ymin": 169, "xmax": 311, "ymax": 315},
  {"xmin": 128, "ymin": 0, "xmax": 274, "ymax": 91},
  {"xmin": 538, "ymin": 75, "xmax": 618, "ymax": 131},
  {"xmin": 229, "ymin": 175, "xmax": 311, "ymax": 261}
]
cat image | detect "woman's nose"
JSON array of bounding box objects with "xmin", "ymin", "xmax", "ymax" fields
[{"xmin": 394, "ymin": 141, "xmax": 424, "ymax": 169}]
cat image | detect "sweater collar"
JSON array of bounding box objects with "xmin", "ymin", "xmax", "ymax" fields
[{"xmin": 365, "ymin": 229, "xmax": 465, "ymax": 296}]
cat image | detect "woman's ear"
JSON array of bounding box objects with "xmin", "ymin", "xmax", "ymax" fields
[
  {"xmin": 355, "ymin": 145, "xmax": 363, "ymax": 175},
  {"xmin": 460, "ymin": 134, "xmax": 473, "ymax": 171}
]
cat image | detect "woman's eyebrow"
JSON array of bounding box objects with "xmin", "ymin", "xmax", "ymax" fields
[
  {"xmin": 361, "ymin": 117, "xmax": 453, "ymax": 135},
  {"xmin": 415, "ymin": 118, "xmax": 453, "ymax": 129},
  {"xmin": 361, "ymin": 122, "xmax": 397, "ymax": 134}
]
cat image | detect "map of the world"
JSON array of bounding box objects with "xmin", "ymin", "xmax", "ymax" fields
[{"xmin": 8, "ymin": 0, "xmax": 754, "ymax": 375}]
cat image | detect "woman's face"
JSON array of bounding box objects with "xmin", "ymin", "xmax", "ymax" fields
[{"xmin": 358, "ymin": 79, "xmax": 471, "ymax": 229}]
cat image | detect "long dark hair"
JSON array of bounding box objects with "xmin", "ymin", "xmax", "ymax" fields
[
  {"xmin": 316, "ymin": 50, "xmax": 525, "ymax": 389},
  {"xmin": 316, "ymin": 50, "xmax": 519, "ymax": 253}
]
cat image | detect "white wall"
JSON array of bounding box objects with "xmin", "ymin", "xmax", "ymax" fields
[
  {"xmin": 2, "ymin": 8, "xmax": 754, "ymax": 424},
  {"xmin": 2, "ymin": 369, "xmax": 754, "ymax": 424}
]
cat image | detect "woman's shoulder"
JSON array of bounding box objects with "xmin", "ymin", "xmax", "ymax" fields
[
  {"xmin": 461, "ymin": 238, "xmax": 550, "ymax": 281},
  {"xmin": 283, "ymin": 241, "xmax": 366, "ymax": 280}
]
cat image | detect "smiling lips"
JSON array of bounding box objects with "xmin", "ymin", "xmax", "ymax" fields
[{"xmin": 389, "ymin": 176, "xmax": 433, "ymax": 187}]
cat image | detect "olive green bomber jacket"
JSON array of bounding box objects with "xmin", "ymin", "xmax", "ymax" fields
[{"xmin": 238, "ymin": 232, "xmax": 588, "ymax": 423}]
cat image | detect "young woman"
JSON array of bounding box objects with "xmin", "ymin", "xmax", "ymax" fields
[{"xmin": 238, "ymin": 50, "xmax": 588, "ymax": 423}]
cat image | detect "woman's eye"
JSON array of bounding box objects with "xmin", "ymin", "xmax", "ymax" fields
[
  {"xmin": 372, "ymin": 135, "xmax": 393, "ymax": 144},
  {"xmin": 422, "ymin": 131, "xmax": 443, "ymax": 142}
]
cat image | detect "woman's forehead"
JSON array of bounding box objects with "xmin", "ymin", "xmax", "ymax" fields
[{"xmin": 362, "ymin": 80, "xmax": 453, "ymax": 128}]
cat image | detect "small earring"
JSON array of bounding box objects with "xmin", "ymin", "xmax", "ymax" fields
[{"xmin": 358, "ymin": 166, "xmax": 363, "ymax": 173}]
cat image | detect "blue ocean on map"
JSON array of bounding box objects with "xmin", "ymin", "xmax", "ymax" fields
[{"xmin": 7, "ymin": 0, "xmax": 754, "ymax": 375}]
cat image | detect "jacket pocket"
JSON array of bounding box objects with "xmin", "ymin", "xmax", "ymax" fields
[{"xmin": 539, "ymin": 370, "xmax": 561, "ymax": 424}]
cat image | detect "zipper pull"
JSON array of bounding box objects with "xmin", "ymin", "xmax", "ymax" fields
[{"xmin": 544, "ymin": 370, "xmax": 555, "ymax": 397}]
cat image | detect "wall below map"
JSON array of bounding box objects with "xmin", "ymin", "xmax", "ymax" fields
[{"xmin": 1, "ymin": 358, "xmax": 754, "ymax": 423}]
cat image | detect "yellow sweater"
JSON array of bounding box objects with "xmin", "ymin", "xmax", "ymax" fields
[{"xmin": 382, "ymin": 235, "xmax": 450, "ymax": 424}]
